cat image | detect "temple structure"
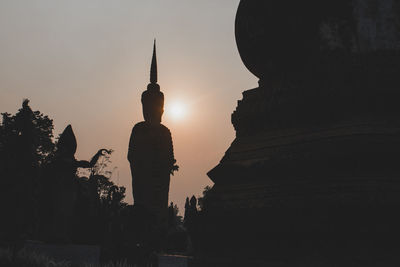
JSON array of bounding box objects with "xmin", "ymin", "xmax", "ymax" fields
[
  {"xmin": 128, "ymin": 41, "xmax": 177, "ymax": 249},
  {"xmin": 199, "ymin": 0, "xmax": 400, "ymax": 264}
]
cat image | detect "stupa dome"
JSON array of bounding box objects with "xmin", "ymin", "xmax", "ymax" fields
[{"xmin": 235, "ymin": 0, "xmax": 400, "ymax": 81}]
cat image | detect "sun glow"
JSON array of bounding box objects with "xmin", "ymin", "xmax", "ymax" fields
[{"xmin": 166, "ymin": 101, "xmax": 187, "ymax": 121}]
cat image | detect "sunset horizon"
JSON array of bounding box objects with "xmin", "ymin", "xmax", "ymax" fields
[
  {"xmin": 0, "ymin": 0, "xmax": 255, "ymax": 211},
  {"xmin": 2, "ymin": 1, "xmax": 399, "ymax": 265}
]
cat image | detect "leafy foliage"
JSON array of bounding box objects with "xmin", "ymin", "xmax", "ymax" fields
[
  {"xmin": 197, "ymin": 185, "xmax": 212, "ymax": 211},
  {"xmin": 0, "ymin": 100, "xmax": 127, "ymax": 248},
  {"xmin": 0, "ymin": 100, "xmax": 57, "ymax": 240},
  {"xmin": 0, "ymin": 99, "xmax": 187, "ymax": 263},
  {"xmin": 183, "ymin": 185, "xmax": 213, "ymax": 254},
  {"xmin": 0, "ymin": 99, "xmax": 55, "ymax": 166}
]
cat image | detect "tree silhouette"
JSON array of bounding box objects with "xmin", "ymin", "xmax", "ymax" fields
[
  {"xmin": 0, "ymin": 99, "xmax": 55, "ymax": 166},
  {"xmin": 197, "ymin": 185, "xmax": 211, "ymax": 212},
  {"xmin": 0, "ymin": 100, "xmax": 128, "ymax": 251},
  {"xmin": 72, "ymin": 150, "xmax": 127, "ymax": 246},
  {"xmin": 166, "ymin": 202, "xmax": 186, "ymax": 253},
  {"xmin": 0, "ymin": 99, "xmax": 55, "ymax": 241},
  {"xmin": 183, "ymin": 186, "xmax": 212, "ymax": 254}
]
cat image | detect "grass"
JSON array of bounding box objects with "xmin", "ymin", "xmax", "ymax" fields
[
  {"xmin": 0, "ymin": 248, "xmax": 135, "ymax": 267},
  {"xmin": 0, "ymin": 247, "xmax": 70, "ymax": 267}
]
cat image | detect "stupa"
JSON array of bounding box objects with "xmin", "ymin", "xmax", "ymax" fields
[{"xmin": 200, "ymin": 0, "xmax": 400, "ymax": 264}]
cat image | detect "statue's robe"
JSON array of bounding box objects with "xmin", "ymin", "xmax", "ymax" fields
[{"xmin": 128, "ymin": 121, "xmax": 174, "ymax": 231}]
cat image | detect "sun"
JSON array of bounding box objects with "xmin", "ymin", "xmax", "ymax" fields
[{"xmin": 166, "ymin": 101, "xmax": 187, "ymax": 121}]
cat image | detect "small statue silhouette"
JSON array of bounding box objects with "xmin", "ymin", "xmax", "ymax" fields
[
  {"xmin": 45, "ymin": 124, "xmax": 110, "ymax": 243},
  {"xmin": 128, "ymin": 40, "xmax": 178, "ymax": 250}
]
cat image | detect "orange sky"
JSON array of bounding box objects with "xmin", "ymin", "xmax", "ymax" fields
[{"xmin": 0, "ymin": 0, "xmax": 257, "ymax": 210}]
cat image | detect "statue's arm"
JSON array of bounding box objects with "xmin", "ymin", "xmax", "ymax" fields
[
  {"xmin": 128, "ymin": 127, "xmax": 136, "ymax": 200},
  {"xmin": 127, "ymin": 127, "xmax": 135, "ymax": 163},
  {"xmin": 167, "ymin": 129, "xmax": 179, "ymax": 174}
]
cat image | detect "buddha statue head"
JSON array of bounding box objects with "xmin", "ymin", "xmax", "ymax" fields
[{"xmin": 141, "ymin": 40, "xmax": 164, "ymax": 124}]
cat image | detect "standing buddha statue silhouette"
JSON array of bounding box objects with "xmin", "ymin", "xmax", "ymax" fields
[{"xmin": 128, "ymin": 40, "xmax": 178, "ymax": 249}]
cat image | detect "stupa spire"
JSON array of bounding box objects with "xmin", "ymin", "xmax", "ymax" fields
[{"xmin": 150, "ymin": 39, "xmax": 157, "ymax": 84}]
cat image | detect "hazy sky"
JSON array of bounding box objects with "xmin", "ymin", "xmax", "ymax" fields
[{"xmin": 0, "ymin": 0, "xmax": 257, "ymax": 210}]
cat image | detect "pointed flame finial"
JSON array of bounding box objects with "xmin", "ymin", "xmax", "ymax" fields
[{"xmin": 150, "ymin": 39, "xmax": 157, "ymax": 84}]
